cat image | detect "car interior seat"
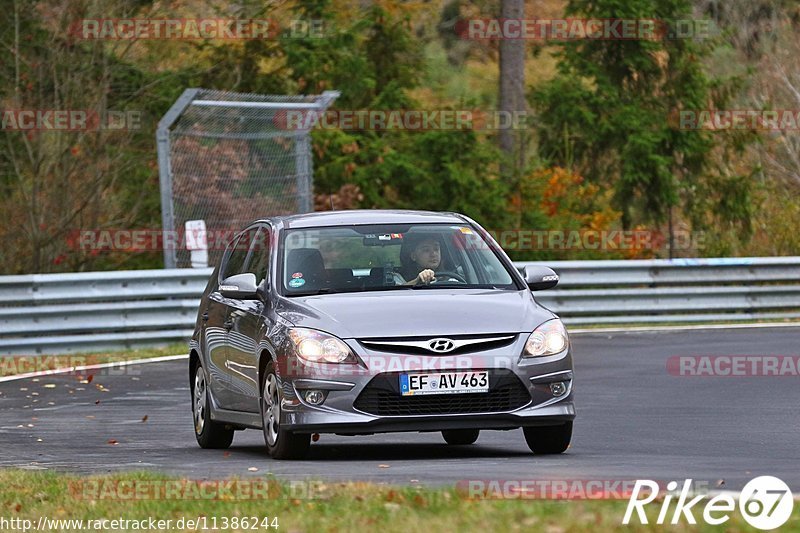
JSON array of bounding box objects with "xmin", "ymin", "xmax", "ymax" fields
[{"xmin": 285, "ymin": 248, "xmax": 328, "ymax": 290}]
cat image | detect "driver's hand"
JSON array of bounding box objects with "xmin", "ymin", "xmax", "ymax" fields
[{"xmin": 416, "ymin": 269, "xmax": 435, "ymax": 284}]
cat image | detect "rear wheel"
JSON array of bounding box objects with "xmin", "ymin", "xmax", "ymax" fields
[
  {"xmin": 261, "ymin": 363, "xmax": 311, "ymax": 460},
  {"xmin": 192, "ymin": 362, "xmax": 234, "ymax": 449},
  {"xmin": 523, "ymin": 422, "xmax": 572, "ymax": 454},
  {"xmin": 442, "ymin": 429, "xmax": 480, "ymax": 445}
]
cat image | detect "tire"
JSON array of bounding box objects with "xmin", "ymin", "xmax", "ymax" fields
[
  {"xmin": 442, "ymin": 429, "xmax": 480, "ymax": 445},
  {"xmin": 261, "ymin": 362, "xmax": 311, "ymax": 460},
  {"xmin": 192, "ymin": 362, "xmax": 234, "ymax": 449},
  {"xmin": 523, "ymin": 422, "xmax": 572, "ymax": 455}
]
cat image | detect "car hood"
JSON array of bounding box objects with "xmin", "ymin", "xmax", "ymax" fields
[{"xmin": 275, "ymin": 289, "xmax": 555, "ymax": 338}]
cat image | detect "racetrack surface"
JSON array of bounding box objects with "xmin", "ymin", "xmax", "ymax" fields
[{"xmin": 1, "ymin": 327, "xmax": 798, "ymax": 490}]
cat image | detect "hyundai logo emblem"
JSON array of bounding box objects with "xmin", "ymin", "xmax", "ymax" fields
[{"xmin": 428, "ymin": 338, "xmax": 456, "ymax": 353}]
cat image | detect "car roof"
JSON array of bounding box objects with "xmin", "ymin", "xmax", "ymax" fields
[{"xmin": 262, "ymin": 209, "xmax": 467, "ymax": 229}]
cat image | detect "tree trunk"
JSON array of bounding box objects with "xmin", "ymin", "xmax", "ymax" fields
[{"xmin": 498, "ymin": 0, "xmax": 526, "ymax": 180}]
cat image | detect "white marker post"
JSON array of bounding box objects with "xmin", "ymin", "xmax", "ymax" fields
[{"xmin": 185, "ymin": 219, "xmax": 208, "ymax": 268}]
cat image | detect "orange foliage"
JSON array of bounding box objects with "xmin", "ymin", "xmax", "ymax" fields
[
  {"xmin": 314, "ymin": 184, "xmax": 364, "ymax": 211},
  {"xmin": 519, "ymin": 167, "xmax": 659, "ymax": 259}
]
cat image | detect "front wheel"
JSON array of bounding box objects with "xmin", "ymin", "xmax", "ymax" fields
[
  {"xmin": 442, "ymin": 429, "xmax": 480, "ymax": 445},
  {"xmin": 192, "ymin": 362, "xmax": 234, "ymax": 449},
  {"xmin": 261, "ymin": 363, "xmax": 310, "ymax": 460},
  {"xmin": 523, "ymin": 422, "xmax": 572, "ymax": 455}
]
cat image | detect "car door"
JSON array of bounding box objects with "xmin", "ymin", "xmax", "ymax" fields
[
  {"xmin": 207, "ymin": 230, "xmax": 254, "ymax": 409},
  {"xmin": 200, "ymin": 266, "xmax": 231, "ymax": 408},
  {"xmin": 225, "ymin": 225, "xmax": 271, "ymax": 412}
]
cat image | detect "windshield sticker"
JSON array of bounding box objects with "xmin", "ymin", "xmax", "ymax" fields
[
  {"xmin": 288, "ymin": 278, "xmax": 306, "ymax": 288},
  {"xmin": 291, "ymin": 272, "xmax": 303, "ymax": 278},
  {"xmin": 459, "ymin": 227, "xmax": 474, "ymax": 234}
]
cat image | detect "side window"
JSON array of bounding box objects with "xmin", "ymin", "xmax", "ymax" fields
[
  {"xmin": 246, "ymin": 227, "xmax": 271, "ymax": 286},
  {"xmin": 221, "ymin": 230, "xmax": 254, "ymax": 281}
]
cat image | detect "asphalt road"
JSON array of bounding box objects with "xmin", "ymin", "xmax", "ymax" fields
[{"xmin": 1, "ymin": 326, "xmax": 798, "ymax": 490}]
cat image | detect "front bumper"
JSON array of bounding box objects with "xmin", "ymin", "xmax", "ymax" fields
[
  {"xmin": 277, "ymin": 334, "xmax": 576, "ymax": 434},
  {"xmin": 283, "ymin": 399, "xmax": 575, "ymax": 434}
]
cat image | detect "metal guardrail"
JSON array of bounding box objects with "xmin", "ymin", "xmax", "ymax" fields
[
  {"xmin": 1, "ymin": 257, "xmax": 799, "ymax": 355},
  {"xmin": 519, "ymin": 257, "xmax": 800, "ymax": 325}
]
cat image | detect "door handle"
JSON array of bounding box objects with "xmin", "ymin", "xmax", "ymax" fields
[{"xmin": 201, "ymin": 312, "xmax": 209, "ymax": 322}]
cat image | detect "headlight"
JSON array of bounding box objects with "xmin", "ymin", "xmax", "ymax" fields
[
  {"xmin": 523, "ymin": 319, "xmax": 569, "ymax": 357},
  {"xmin": 288, "ymin": 328, "xmax": 357, "ymax": 364}
]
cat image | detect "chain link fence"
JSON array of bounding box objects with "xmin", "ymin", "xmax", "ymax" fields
[{"xmin": 157, "ymin": 88, "xmax": 339, "ymax": 268}]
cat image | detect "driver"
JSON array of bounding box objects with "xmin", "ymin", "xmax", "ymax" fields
[{"xmin": 399, "ymin": 235, "xmax": 442, "ymax": 285}]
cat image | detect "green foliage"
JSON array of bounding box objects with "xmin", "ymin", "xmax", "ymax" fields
[
  {"xmin": 532, "ymin": 0, "xmax": 743, "ymax": 232},
  {"xmin": 286, "ymin": 3, "xmax": 511, "ymax": 229},
  {"xmin": 1, "ymin": 0, "xmax": 787, "ymax": 273}
]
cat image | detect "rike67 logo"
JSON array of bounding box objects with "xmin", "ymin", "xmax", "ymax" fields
[{"xmin": 623, "ymin": 476, "xmax": 794, "ymax": 530}]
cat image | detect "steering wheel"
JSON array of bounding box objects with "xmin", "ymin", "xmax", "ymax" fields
[{"xmin": 431, "ymin": 270, "xmax": 468, "ymax": 284}]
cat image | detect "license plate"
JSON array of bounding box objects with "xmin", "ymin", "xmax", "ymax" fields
[{"xmin": 399, "ymin": 371, "xmax": 489, "ymax": 396}]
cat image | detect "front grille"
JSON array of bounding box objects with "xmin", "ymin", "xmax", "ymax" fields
[
  {"xmin": 353, "ymin": 369, "xmax": 531, "ymax": 416},
  {"xmin": 358, "ymin": 334, "xmax": 518, "ymax": 356}
]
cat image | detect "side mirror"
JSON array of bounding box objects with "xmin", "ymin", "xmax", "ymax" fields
[
  {"xmin": 219, "ymin": 273, "xmax": 259, "ymax": 300},
  {"xmin": 523, "ymin": 265, "xmax": 559, "ymax": 291}
]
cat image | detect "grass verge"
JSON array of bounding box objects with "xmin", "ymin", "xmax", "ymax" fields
[
  {"xmin": 0, "ymin": 343, "xmax": 187, "ymax": 378},
  {"xmin": 2, "ymin": 470, "xmax": 798, "ymax": 532}
]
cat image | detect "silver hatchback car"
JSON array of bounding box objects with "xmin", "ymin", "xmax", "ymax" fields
[{"xmin": 190, "ymin": 210, "xmax": 575, "ymax": 459}]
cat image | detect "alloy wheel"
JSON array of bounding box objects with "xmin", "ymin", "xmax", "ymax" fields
[
  {"xmin": 193, "ymin": 369, "xmax": 206, "ymax": 435},
  {"xmin": 262, "ymin": 373, "xmax": 281, "ymax": 446}
]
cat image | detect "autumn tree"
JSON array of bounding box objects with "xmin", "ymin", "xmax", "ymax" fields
[{"xmin": 532, "ymin": 0, "xmax": 755, "ymax": 256}]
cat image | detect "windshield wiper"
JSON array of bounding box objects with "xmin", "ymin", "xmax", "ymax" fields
[
  {"xmin": 286, "ymin": 285, "xmax": 415, "ymax": 297},
  {"xmin": 358, "ymin": 285, "xmax": 415, "ymax": 292},
  {"xmin": 410, "ymin": 283, "xmax": 507, "ymax": 290},
  {"xmin": 286, "ymin": 288, "xmax": 338, "ymax": 297}
]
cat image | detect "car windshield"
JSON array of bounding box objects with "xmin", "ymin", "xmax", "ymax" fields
[{"xmin": 280, "ymin": 223, "xmax": 517, "ymax": 295}]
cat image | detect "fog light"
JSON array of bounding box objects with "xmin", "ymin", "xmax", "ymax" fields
[
  {"xmin": 304, "ymin": 390, "xmax": 325, "ymax": 405},
  {"xmin": 550, "ymin": 381, "xmax": 568, "ymax": 397}
]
